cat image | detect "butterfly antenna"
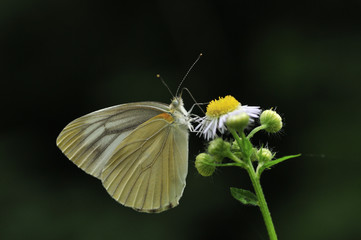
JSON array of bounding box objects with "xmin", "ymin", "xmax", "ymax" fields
[
  {"xmin": 181, "ymin": 87, "xmax": 206, "ymax": 115},
  {"xmin": 157, "ymin": 74, "xmax": 175, "ymax": 98},
  {"xmin": 175, "ymin": 53, "xmax": 203, "ymax": 96}
]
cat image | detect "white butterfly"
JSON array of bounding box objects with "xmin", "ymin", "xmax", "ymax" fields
[{"xmin": 56, "ymin": 96, "xmax": 192, "ymax": 213}]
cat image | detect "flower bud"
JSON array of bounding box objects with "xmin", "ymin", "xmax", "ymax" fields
[
  {"xmin": 208, "ymin": 138, "xmax": 231, "ymax": 158},
  {"xmin": 260, "ymin": 110, "xmax": 283, "ymax": 133},
  {"xmin": 256, "ymin": 148, "xmax": 274, "ymax": 163},
  {"xmin": 195, "ymin": 153, "xmax": 216, "ymax": 177},
  {"xmin": 226, "ymin": 113, "xmax": 250, "ymax": 131},
  {"xmin": 250, "ymin": 148, "xmax": 258, "ymax": 162}
]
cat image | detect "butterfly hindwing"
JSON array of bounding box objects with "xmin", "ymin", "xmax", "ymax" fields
[{"xmin": 101, "ymin": 113, "xmax": 189, "ymax": 213}]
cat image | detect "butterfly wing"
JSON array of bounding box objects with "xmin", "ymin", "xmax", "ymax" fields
[
  {"xmin": 56, "ymin": 102, "xmax": 169, "ymax": 179},
  {"xmin": 101, "ymin": 113, "xmax": 189, "ymax": 213}
]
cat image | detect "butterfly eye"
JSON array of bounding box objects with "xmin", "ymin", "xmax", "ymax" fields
[{"xmin": 172, "ymin": 99, "xmax": 179, "ymax": 107}]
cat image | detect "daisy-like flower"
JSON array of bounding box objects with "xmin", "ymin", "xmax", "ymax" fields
[{"xmin": 194, "ymin": 95, "xmax": 261, "ymax": 140}]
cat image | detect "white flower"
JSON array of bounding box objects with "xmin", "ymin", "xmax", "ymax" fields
[{"xmin": 194, "ymin": 95, "xmax": 261, "ymax": 140}]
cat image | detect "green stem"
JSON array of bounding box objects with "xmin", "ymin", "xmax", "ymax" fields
[
  {"xmin": 226, "ymin": 151, "xmax": 245, "ymax": 166},
  {"xmin": 207, "ymin": 162, "xmax": 242, "ymax": 167},
  {"xmin": 232, "ymin": 128, "xmax": 278, "ymax": 240},
  {"xmin": 230, "ymin": 129, "xmax": 244, "ymax": 151},
  {"xmin": 247, "ymin": 125, "xmax": 267, "ymax": 139},
  {"xmin": 247, "ymin": 163, "xmax": 278, "ymax": 240}
]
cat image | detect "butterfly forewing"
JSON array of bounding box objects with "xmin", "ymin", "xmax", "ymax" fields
[
  {"xmin": 56, "ymin": 102, "xmax": 169, "ymax": 179},
  {"xmin": 101, "ymin": 113, "xmax": 188, "ymax": 213}
]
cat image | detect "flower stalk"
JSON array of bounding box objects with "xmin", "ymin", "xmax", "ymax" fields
[
  {"xmin": 231, "ymin": 127, "xmax": 277, "ymax": 239},
  {"xmin": 247, "ymin": 165, "xmax": 278, "ymax": 240}
]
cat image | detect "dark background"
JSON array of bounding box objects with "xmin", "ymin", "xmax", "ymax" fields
[{"xmin": 1, "ymin": 0, "xmax": 361, "ymax": 239}]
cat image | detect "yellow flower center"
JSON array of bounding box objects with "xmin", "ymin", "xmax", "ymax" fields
[{"xmin": 206, "ymin": 95, "xmax": 240, "ymax": 117}]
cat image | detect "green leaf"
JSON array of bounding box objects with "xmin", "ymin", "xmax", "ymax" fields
[
  {"xmin": 258, "ymin": 154, "xmax": 301, "ymax": 176},
  {"xmin": 230, "ymin": 187, "xmax": 259, "ymax": 206}
]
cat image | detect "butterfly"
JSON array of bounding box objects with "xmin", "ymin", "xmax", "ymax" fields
[{"xmin": 56, "ymin": 96, "xmax": 192, "ymax": 213}]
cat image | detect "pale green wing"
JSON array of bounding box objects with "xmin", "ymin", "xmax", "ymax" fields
[
  {"xmin": 56, "ymin": 102, "xmax": 169, "ymax": 179},
  {"xmin": 101, "ymin": 113, "xmax": 189, "ymax": 213}
]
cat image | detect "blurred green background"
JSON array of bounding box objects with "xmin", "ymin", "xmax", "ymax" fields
[{"xmin": 1, "ymin": 0, "xmax": 361, "ymax": 239}]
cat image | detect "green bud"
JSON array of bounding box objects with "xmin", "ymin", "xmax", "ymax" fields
[
  {"xmin": 195, "ymin": 153, "xmax": 216, "ymax": 177},
  {"xmin": 226, "ymin": 113, "xmax": 250, "ymax": 131},
  {"xmin": 260, "ymin": 110, "xmax": 283, "ymax": 133},
  {"xmin": 208, "ymin": 138, "xmax": 231, "ymax": 158},
  {"xmin": 256, "ymin": 148, "xmax": 274, "ymax": 163},
  {"xmin": 250, "ymin": 148, "xmax": 258, "ymax": 162},
  {"xmin": 213, "ymin": 155, "xmax": 224, "ymax": 163}
]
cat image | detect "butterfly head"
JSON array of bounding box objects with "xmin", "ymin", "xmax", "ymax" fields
[
  {"xmin": 169, "ymin": 96, "xmax": 192, "ymax": 129},
  {"xmin": 169, "ymin": 96, "xmax": 185, "ymax": 113},
  {"xmin": 170, "ymin": 96, "xmax": 180, "ymax": 108}
]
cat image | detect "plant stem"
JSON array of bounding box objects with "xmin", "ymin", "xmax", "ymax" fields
[
  {"xmin": 247, "ymin": 164, "xmax": 278, "ymax": 240},
  {"xmin": 207, "ymin": 162, "xmax": 242, "ymax": 167},
  {"xmin": 230, "ymin": 129, "xmax": 244, "ymax": 151},
  {"xmin": 247, "ymin": 125, "xmax": 267, "ymax": 139},
  {"xmin": 230, "ymin": 128, "xmax": 278, "ymax": 239}
]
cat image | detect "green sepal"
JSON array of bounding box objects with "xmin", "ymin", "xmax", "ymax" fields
[
  {"xmin": 230, "ymin": 187, "xmax": 259, "ymax": 206},
  {"xmin": 257, "ymin": 154, "xmax": 301, "ymax": 176}
]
